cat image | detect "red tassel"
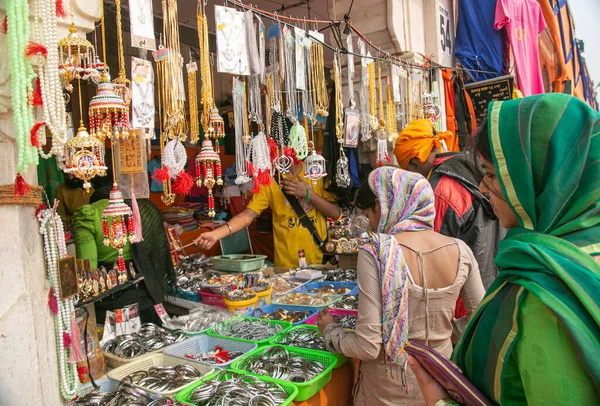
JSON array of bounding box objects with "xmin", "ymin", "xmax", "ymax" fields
[
  {"xmin": 1, "ymin": 16, "xmax": 7, "ymax": 34},
  {"xmin": 77, "ymin": 366, "xmax": 88, "ymax": 383},
  {"xmin": 63, "ymin": 332, "xmax": 71, "ymax": 348},
  {"xmin": 30, "ymin": 122, "xmax": 45, "ymax": 147},
  {"xmin": 55, "ymin": 0, "xmax": 69, "ymax": 18},
  {"xmin": 246, "ymin": 161, "xmax": 255, "ymax": 177},
  {"xmin": 251, "ymin": 178, "xmax": 261, "ymax": 194},
  {"xmin": 35, "ymin": 203, "xmax": 48, "ymax": 218},
  {"xmin": 48, "ymin": 288, "xmax": 58, "ymax": 315},
  {"xmin": 32, "ymin": 78, "xmax": 43, "ymax": 107},
  {"xmin": 172, "ymin": 171, "xmax": 194, "ymax": 195},
  {"xmin": 284, "ymin": 147, "xmax": 301, "ymax": 165},
  {"xmin": 69, "ymin": 313, "xmax": 86, "ymax": 363},
  {"xmin": 258, "ymin": 170, "xmax": 271, "ymax": 187},
  {"xmin": 268, "ymin": 137, "xmax": 278, "ymax": 161},
  {"xmin": 24, "ymin": 41, "xmax": 48, "ymax": 58},
  {"xmin": 14, "ymin": 174, "xmax": 31, "ymax": 198},
  {"xmin": 151, "ymin": 166, "xmax": 171, "ymax": 183}
]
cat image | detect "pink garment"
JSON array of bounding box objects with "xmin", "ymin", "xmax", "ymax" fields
[{"xmin": 495, "ymin": 0, "xmax": 547, "ymax": 96}]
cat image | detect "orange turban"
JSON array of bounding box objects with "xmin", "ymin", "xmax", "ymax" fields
[{"xmin": 394, "ymin": 119, "xmax": 457, "ymax": 169}]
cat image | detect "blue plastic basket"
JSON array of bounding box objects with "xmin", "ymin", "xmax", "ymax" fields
[
  {"xmin": 295, "ymin": 281, "xmax": 358, "ymax": 296},
  {"xmin": 250, "ymin": 304, "xmax": 319, "ymax": 325},
  {"xmin": 163, "ymin": 334, "xmax": 257, "ymax": 368}
]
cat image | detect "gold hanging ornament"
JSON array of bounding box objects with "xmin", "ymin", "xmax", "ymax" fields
[
  {"xmin": 386, "ymin": 77, "xmax": 399, "ymax": 142},
  {"xmin": 310, "ymin": 40, "xmax": 329, "ymax": 117},
  {"xmin": 58, "ymin": 23, "xmax": 98, "ymax": 92},
  {"xmin": 102, "ymin": 185, "xmax": 136, "ymax": 274},
  {"xmin": 89, "ymin": 76, "xmax": 130, "ymax": 140},
  {"xmin": 187, "ymin": 57, "xmax": 200, "ymax": 144},
  {"xmin": 195, "ymin": 138, "xmax": 223, "ymax": 217}
]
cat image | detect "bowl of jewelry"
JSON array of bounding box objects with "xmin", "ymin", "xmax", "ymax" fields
[
  {"xmin": 271, "ymin": 292, "xmax": 342, "ymax": 310},
  {"xmin": 202, "ymin": 274, "xmax": 239, "ymax": 294},
  {"xmin": 163, "ymin": 334, "xmax": 257, "ymax": 368},
  {"xmin": 331, "ymin": 294, "xmax": 359, "ymax": 310},
  {"xmin": 206, "ymin": 317, "xmax": 292, "ymax": 345},
  {"xmin": 295, "ymin": 281, "xmax": 358, "ymax": 296},
  {"xmin": 251, "ymin": 304, "xmax": 319, "ymax": 325}
]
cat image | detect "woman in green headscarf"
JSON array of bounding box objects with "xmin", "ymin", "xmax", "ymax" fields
[{"xmin": 409, "ymin": 93, "xmax": 600, "ymax": 405}]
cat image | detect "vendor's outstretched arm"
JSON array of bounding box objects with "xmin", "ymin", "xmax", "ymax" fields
[{"xmin": 194, "ymin": 208, "xmax": 258, "ymax": 250}]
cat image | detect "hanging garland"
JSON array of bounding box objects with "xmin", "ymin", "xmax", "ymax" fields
[
  {"xmin": 37, "ymin": 205, "xmax": 83, "ymax": 400},
  {"xmin": 6, "ymin": 0, "xmax": 39, "ymax": 193}
]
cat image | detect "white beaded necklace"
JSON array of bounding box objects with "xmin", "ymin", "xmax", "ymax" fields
[
  {"xmin": 34, "ymin": 0, "xmax": 68, "ymax": 159},
  {"xmin": 37, "ymin": 206, "xmax": 79, "ymax": 400}
]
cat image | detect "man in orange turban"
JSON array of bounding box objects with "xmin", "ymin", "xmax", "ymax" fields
[{"xmin": 394, "ymin": 119, "xmax": 458, "ymax": 177}]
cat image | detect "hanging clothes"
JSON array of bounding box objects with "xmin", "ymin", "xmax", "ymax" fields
[
  {"xmin": 494, "ymin": 0, "xmax": 547, "ymax": 96},
  {"xmin": 442, "ymin": 69, "xmax": 477, "ymax": 149},
  {"xmin": 455, "ymin": 0, "xmax": 507, "ymax": 81}
]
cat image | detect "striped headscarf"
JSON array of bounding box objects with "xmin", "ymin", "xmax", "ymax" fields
[
  {"xmin": 360, "ymin": 167, "xmax": 435, "ymax": 387},
  {"xmin": 453, "ymin": 94, "xmax": 600, "ymax": 402}
]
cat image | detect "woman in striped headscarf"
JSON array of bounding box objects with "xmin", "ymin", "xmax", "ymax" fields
[
  {"xmin": 317, "ymin": 167, "xmax": 485, "ymax": 405},
  {"xmin": 410, "ymin": 94, "xmax": 600, "ymax": 405}
]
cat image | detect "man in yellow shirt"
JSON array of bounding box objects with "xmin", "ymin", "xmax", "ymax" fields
[{"xmin": 195, "ymin": 163, "xmax": 340, "ymax": 268}]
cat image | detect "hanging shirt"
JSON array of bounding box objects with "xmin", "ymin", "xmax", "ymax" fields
[
  {"xmin": 246, "ymin": 168, "xmax": 336, "ymax": 268},
  {"xmin": 455, "ymin": 0, "xmax": 507, "ymax": 81},
  {"xmin": 495, "ymin": 0, "xmax": 547, "ymax": 96}
]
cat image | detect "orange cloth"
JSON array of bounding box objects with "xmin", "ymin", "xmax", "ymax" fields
[
  {"xmin": 293, "ymin": 361, "xmax": 355, "ymax": 405},
  {"xmin": 394, "ymin": 119, "xmax": 455, "ymax": 169}
]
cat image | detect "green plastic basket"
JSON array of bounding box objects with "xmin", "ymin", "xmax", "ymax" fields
[
  {"xmin": 269, "ymin": 324, "xmax": 348, "ymax": 369},
  {"xmin": 231, "ymin": 345, "xmax": 337, "ymax": 402},
  {"xmin": 205, "ymin": 316, "xmax": 292, "ymax": 346},
  {"xmin": 175, "ymin": 369, "xmax": 298, "ymax": 406}
]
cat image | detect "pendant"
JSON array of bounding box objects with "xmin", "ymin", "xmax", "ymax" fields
[
  {"xmin": 273, "ymin": 155, "xmax": 294, "ymax": 174},
  {"xmin": 129, "ymin": 263, "xmax": 137, "ymax": 279},
  {"xmin": 336, "ymin": 149, "xmax": 351, "ymax": 188}
]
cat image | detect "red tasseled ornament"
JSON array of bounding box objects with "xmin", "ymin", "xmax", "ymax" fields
[
  {"xmin": 246, "ymin": 161, "xmax": 255, "ymax": 177},
  {"xmin": 251, "ymin": 178, "xmax": 261, "ymax": 194},
  {"xmin": 258, "ymin": 170, "xmax": 271, "ymax": 187},
  {"xmin": 14, "ymin": 174, "xmax": 31, "ymax": 198},
  {"xmin": 64, "ymin": 231, "xmax": 72, "ymax": 241},
  {"xmin": 1, "ymin": 16, "xmax": 7, "ymax": 34},
  {"xmin": 77, "ymin": 366, "xmax": 89, "ymax": 383},
  {"xmin": 48, "ymin": 288, "xmax": 58, "ymax": 314},
  {"xmin": 32, "ymin": 78, "xmax": 43, "ymax": 107},
  {"xmin": 268, "ymin": 137, "xmax": 278, "ymax": 161},
  {"xmin": 63, "ymin": 332, "xmax": 71, "ymax": 348},
  {"xmin": 151, "ymin": 166, "xmax": 171, "ymax": 183},
  {"xmin": 35, "ymin": 203, "xmax": 48, "ymax": 218},
  {"xmin": 69, "ymin": 313, "xmax": 86, "ymax": 363},
  {"xmin": 284, "ymin": 147, "xmax": 301, "ymax": 165},
  {"xmin": 172, "ymin": 171, "xmax": 194, "ymax": 195},
  {"xmin": 30, "ymin": 122, "xmax": 45, "ymax": 147},
  {"xmin": 24, "ymin": 41, "xmax": 48, "ymax": 58},
  {"xmin": 55, "ymin": 0, "xmax": 69, "ymax": 18}
]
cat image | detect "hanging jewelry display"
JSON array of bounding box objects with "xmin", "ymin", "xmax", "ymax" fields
[
  {"xmin": 37, "ymin": 206, "xmax": 82, "ymax": 400},
  {"xmin": 215, "ymin": 6, "xmax": 250, "ymax": 76},
  {"xmin": 397, "ymin": 66, "xmax": 408, "ymax": 128},
  {"xmin": 187, "ymin": 57, "xmax": 200, "ymax": 144},
  {"xmin": 7, "ymin": 0, "xmax": 39, "ymax": 182},
  {"xmin": 195, "ymin": 138, "xmax": 223, "ymax": 217},
  {"xmin": 128, "ymin": 0, "xmax": 156, "ymax": 50},
  {"xmin": 301, "ymin": 33, "xmax": 315, "ymax": 124},
  {"xmin": 283, "ymin": 27, "xmax": 298, "ymax": 123},
  {"xmin": 294, "ymin": 27, "xmax": 306, "ymax": 91},
  {"xmin": 258, "ymin": 17, "xmax": 266, "ymax": 84},
  {"xmin": 270, "ymin": 111, "xmax": 293, "ymax": 174},
  {"xmin": 102, "ymin": 185, "xmax": 136, "ymax": 273},
  {"xmin": 376, "ymin": 63, "xmax": 391, "ymax": 164},
  {"xmin": 343, "ymin": 34, "xmax": 359, "ymax": 149},
  {"xmin": 57, "ymin": 23, "xmax": 97, "ymax": 92},
  {"xmin": 334, "ymin": 55, "xmax": 351, "ymax": 188},
  {"xmin": 245, "ymin": 10, "xmax": 261, "ymax": 75},
  {"xmin": 155, "ymin": 0, "xmax": 187, "ymax": 141},
  {"xmin": 266, "ymin": 23, "xmax": 282, "ymax": 113},
  {"xmin": 33, "ymin": 0, "xmax": 68, "ymax": 160},
  {"xmin": 131, "ymin": 57, "xmax": 155, "ymax": 129},
  {"xmin": 64, "ymin": 79, "xmax": 107, "ymax": 192},
  {"xmin": 153, "ymin": 138, "xmax": 194, "ymax": 196},
  {"xmin": 289, "ymin": 121, "xmax": 308, "ymax": 160},
  {"xmin": 247, "ymin": 131, "xmax": 271, "ymax": 193},
  {"xmin": 386, "ymin": 76, "xmax": 399, "ymax": 142},
  {"xmin": 233, "ymin": 77, "xmax": 250, "ymax": 184},
  {"xmin": 367, "ymin": 59, "xmax": 379, "ymax": 133},
  {"xmin": 346, "ymin": 34, "xmax": 356, "ymax": 110},
  {"xmin": 422, "ymin": 91, "xmax": 441, "ymax": 125},
  {"xmin": 358, "ymin": 39, "xmax": 371, "ymax": 141},
  {"xmin": 88, "ymin": 76, "xmax": 130, "ymax": 139},
  {"xmin": 113, "ymin": 0, "xmax": 132, "ymax": 106},
  {"xmin": 247, "ymin": 75, "xmax": 262, "ymax": 125},
  {"xmin": 309, "ymin": 30, "xmax": 328, "ymax": 117}
]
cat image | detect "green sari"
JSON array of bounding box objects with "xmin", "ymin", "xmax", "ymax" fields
[{"xmin": 452, "ymin": 94, "xmax": 600, "ymax": 405}]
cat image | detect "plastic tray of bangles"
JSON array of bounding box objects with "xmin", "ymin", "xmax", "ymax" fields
[
  {"xmin": 271, "ymin": 292, "xmax": 342, "ymax": 310},
  {"xmin": 250, "ymin": 304, "xmax": 319, "ymax": 325},
  {"xmin": 107, "ymin": 353, "xmax": 213, "ymax": 397},
  {"xmin": 175, "ymin": 369, "xmax": 299, "ymax": 406},
  {"xmin": 206, "ymin": 317, "xmax": 292, "ymax": 345},
  {"xmin": 330, "ymin": 294, "xmax": 359, "ymax": 310},
  {"xmin": 102, "ymin": 324, "xmax": 187, "ymax": 368},
  {"xmin": 72, "ymin": 378, "xmax": 176, "ymax": 405},
  {"xmin": 294, "ymin": 281, "xmax": 358, "ymax": 296},
  {"xmin": 163, "ymin": 334, "xmax": 257, "ymax": 368},
  {"xmin": 305, "ymin": 309, "xmax": 358, "ymax": 330},
  {"xmin": 321, "ymin": 268, "xmax": 357, "ymax": 282}
]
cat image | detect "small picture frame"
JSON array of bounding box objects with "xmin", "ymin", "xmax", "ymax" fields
[
  {"xmin": 76, "ymin": 259, "xmax": 84, "ymax": 274},
  {"xmin": 57, "ymin": 256, "xmax": 79, "ymax": 300},
  {"xmin": 343, "ymin": 109, "xmax": 360, "ymax": 148}
]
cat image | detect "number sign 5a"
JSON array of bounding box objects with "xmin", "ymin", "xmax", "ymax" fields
[{"xmin": 439, "ymin": 10, "xmax": 452, "ymax": 56}]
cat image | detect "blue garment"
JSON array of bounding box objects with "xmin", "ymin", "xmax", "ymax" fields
[
  {"xmin": 455, "ymin": 0, "xmax": 507, "ymax": 81},
  {"xmin": 147, "ymin": 158, "xmax": 164, "ymax": 192}
]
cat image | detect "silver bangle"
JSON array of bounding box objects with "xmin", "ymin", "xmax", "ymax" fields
[{"xmin": 225, "ymin": 223, "xmax": 233, "ymax": 237}]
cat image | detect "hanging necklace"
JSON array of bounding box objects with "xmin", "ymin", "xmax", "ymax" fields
[
  {"xmin": 283, "ymin": 29, "xmax": 298, "ymax": 123},
  {"xmin": 187, "ymin": 57, "xmax": 200, "ymax": 144},
  {"xmin": 131, "ymin": 58, "xmax": 154, "ymax": 129},
  {"xmin": 386, "ymin": 76, "xmax": 399, "ymax": 142},
  {"xmin": 376, "ymin": 63, "xmax": 390, "ymax": 164},
  {"xmin": 34, "ymin": 0, "xmax": 68, "ymax": 159},
  {"xmin": 358, "ymin": 40, "xmax": 372, "ymax": 141},
  {"xmin": 310, "ymin": 39, "xmax": 328, "ymax": 117},
  {"xmin": 113, "ymin": 0, "xmax": 132, "ymax": 107},
  {"xmin": 368, "ymin": 59, "xmax": 379, "ymax": 133},
  {"xmin": 334, "ymin": 55, "xmax": 350, "ymax": 188},
  {"xmin": 248, "ymin": 75, "xmax": 262, "ymax": 125},
  {"xmin": 233, "ymin": 77, "xmax": 250, "ymax": 184}
]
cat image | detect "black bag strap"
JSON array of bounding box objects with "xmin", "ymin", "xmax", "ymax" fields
[{"xmin": 274, "ymin": 177, "xmax": 328, "ymax": 252}]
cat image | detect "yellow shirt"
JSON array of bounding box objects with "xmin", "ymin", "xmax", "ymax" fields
[{"xmin": 246, "ymin": 173, "xmax": 336, "ymax": 268}]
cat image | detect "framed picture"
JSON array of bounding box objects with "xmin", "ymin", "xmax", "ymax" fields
[
  {"xmin": 343, "ymin": 109, "xmax": 360, "ymax": 148},
  {"xmin": 117, "ymin": 130, "xmax": 145, "ymax": 174},
  {"xmin": 76, "ymin": 259, "xmax": 84, "ymax": 274},
  {"xmin": 57, "ymin": 256, "xmax": 79, "ymax": 300}
]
